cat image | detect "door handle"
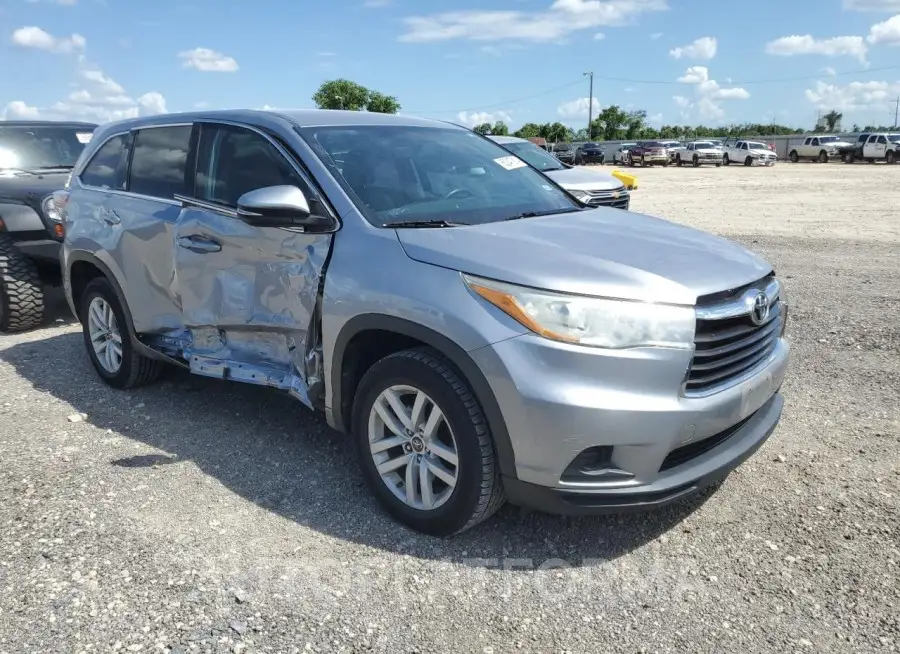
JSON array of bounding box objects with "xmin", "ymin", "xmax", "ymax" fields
[
  {"xmin": 177, "ymin": 235, "xmax": 222, "ymax": 254},
  {"xmin": 104, "ymin": 209, "xmax": 121, "ymax": 225}
]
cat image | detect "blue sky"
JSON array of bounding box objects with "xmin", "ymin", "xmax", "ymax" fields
[{"xmin": 2, "ymin": 0, "xmax": 900, "ymax": 130}]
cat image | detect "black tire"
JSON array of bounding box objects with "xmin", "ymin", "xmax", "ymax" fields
[
  {"xmin": 641, "ymin": 156, "xmax": 648, "ymax": 167},
  {"xmin": 744, "ymin": 156, "xmax": 753, "ymax": 167},
  {"xmin": 723, "ymin": 153, "xmax": 730, "ymax": 165},
  {"xmin": 789, "ymin": 150, "xmax": 799, "ymax": 163},
  {"xmin": 80, "ymin": 277, "xmax": 165, "ymax": 390},
  {"xmin": 0, "ymin": 234, "xmax": 44, "ymax": 333},
  {"xmin": 352, "ymin": 348, "xmax": 506, "ymax": 536},
  {"xmin": 676, "ymin": 156, "xmax": 683, "ymax": 167},
  {"xmin": 843, "ymin": 153, "xmax": 855, "ymax": 164},
  {"xmin": 693, "ymin": 155, "xmax": 700, "ymax": 168},
  {"xmin": 715, "ymin": 162, "xmax": 722, "ymax": 167},
  {"xmin": 818, "ymin": 150, "xmax": 828, "ymax": 163},
  {"xmin": 887, "ymin": 150, "xmax": 896, "ymax": 164}
]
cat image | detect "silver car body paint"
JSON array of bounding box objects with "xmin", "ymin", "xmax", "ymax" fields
[{"xmin": 62, "ymin": 109, "xmax": 790, "ymax": 512}]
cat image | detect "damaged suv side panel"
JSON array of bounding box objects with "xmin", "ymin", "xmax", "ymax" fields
[{"xmin": 63, "ymin": 114, "xmax": 337, "ymax": 408}]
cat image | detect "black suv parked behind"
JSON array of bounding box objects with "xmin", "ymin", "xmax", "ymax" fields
[
  {"xmin": 0, "ymin": 120, "xmax": 97, "ymax": 331},
  {"xmin": 575, "ymin": 142, "xmax": 605, "ymax": 165}
]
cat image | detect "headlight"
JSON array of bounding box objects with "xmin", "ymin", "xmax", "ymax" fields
[
  {"xmin": 568, "ymin": 189, "xmax": 591, "ymax": 202},
  {"xmin": 42, "ymin": 194, "xmax": 62, "ymax": 222},
  {"xmin": 463, "ymin": 274, "xmax": 696, "ymax": 349}
]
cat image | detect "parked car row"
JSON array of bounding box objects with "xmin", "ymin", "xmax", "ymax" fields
[
  {"xmin": 788, "ymin": 132, "xmax": 900, "ymax": 164},
  {"xmin": 1, "ymin": 111, "xmax": 792, "ymax": 538}
]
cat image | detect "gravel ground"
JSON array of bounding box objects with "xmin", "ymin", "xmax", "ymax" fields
[{"xmin": 1, "ymin": 163, "xmax": 898, "ymax": 654}]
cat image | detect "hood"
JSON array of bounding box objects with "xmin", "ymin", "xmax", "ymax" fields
[
  {"xmin": 0, "ymin": 170, "xmax": 69, "ymax": 204},
  {"xmin": 693, "ymin": 147, "xmax": 722, "ymax": 154},
  {"xmin": 396, "ymin": 208, "xmax": 772, "ymax": 305},
  {"xmin": 543, "ymin": 166, "xmax": 624, "ymax": 192}
]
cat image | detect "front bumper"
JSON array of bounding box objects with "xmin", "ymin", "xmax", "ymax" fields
[
  {"xmin": 580, "ymin": 153, "xmax": 605, "ymax": 164},
  {"xmin": 471, "ymin": 332, "xmax": 790, "ymax": 515},
  {"xmin": 12, "ymin": 238, "xmax": 62, "ymax": 263}
]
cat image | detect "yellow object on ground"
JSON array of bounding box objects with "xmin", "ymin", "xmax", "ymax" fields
[{"xmin": 611, "ymin": 169, "xmax": 638, "ymax": 190}]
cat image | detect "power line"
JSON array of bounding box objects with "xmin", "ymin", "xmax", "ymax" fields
[{"xmin": 409, "ymin": 64, "xmax": 900, "ymax": 116}]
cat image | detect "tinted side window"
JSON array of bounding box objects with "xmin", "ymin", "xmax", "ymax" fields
[
  {"xmin": 80, "ymin": 134, "xmax": 129, "ymax": 189},
  {"xmin": 128, "ymin": 126, "xmax": 192, "ymax": 200},
  {"xmin": 877, "ymin": 136, "xmax": 887, "ymax": 144},
  {"xmin": 193, "ymin": 123, "xmax": 305, "ymax": 207}
]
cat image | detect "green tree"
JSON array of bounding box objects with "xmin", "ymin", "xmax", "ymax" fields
[
  {"xmin": 823, "ymin": 110, "xmax": 843, "ymax": 132},
  {"xmin": 623, "ymin": 110, "xmax": 648, "ymax": 140},
  {"xmin": 593, "ymin": 105, "xmax": 629, "ymax": 140},
  {"xmin": 572, "ymin": 128, "xmax": 590, "ymax": 141},
  {"xmin": 473, "ymin": 123, "xmax": 493, "ymax": 135},
  {"xmin": 366, "ymin": 91, "xmax": 401, "ymax": 114},
  {"xmin": 539, "ymin": 122, "xmax": 572, "ymax": 142},
  {"xmin": 513, "ymin": 122, "xmax": 542, "ymax": 138},
  {"xmin": 491, "ymin": 121, "xmax": 510, "ymax": 136},
  {"xmin": 312, "ymin": 79, "xmax": 370, "ymax": 111}
]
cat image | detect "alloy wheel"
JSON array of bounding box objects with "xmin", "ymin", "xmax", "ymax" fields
[
  {"xmin": 88, "ymin": 296, "xmax": 123, "ymax": 373},
  {"xmin": 367, "ymin": 385, "xmax": 459, "ymax": 511}
]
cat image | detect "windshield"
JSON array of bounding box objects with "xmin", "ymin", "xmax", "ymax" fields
[
  {"xmin": 749, "ymin": 143, "xmax": 768, "ymax": 150},
  {"xmin": 0, "ymin": 125, "xmax": 93, "ymax": 170},
  {"xmin": 554, "ymin": 143, "xmax": 573, "ymax": 151},
  {"xmin": 582, "ymin": 142, "xmax": 601, "ymax": 149},
  {"xmin": 642, "ymin": 141, "xmax": 664, "ymax": 148},
  {"xmin": 502, "ymin": 141, "xmax": 565, "ymax": 172},
  {"xmin": 818, "ymin": 136, "xmax": 842, "ymax": 144},
  {"xmin": 693, "ymin": 142, "xmax": 715, "ymax": 148},
  {"xmin": 888, "ymin": 134, "xmax": 900, "ymax": 142},
  {"xmin": 299, "ymin": 125, "xmax": 579, "ymax": 227}
]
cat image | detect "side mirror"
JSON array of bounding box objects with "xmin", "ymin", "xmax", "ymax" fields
[{"xmin": 236, "ymin": 185, "xmax": 334, "ymax": 231}]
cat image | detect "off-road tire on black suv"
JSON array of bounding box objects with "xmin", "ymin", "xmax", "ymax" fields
[
  {"xmin": 0, "ymin": 234, "xmax": 44, "ymax": 333},
  {"xmin": 79, "ymin": 277, "xmax": 166, "ymax": 389},
  {"xmin": 352, "ymin": 347, "xmax": 506, "ymax": 537}
]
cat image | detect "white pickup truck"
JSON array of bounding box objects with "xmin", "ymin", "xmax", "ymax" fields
[
  {"xmin": 842, "ymin": 132, "xmax": 900, "ymax": 164},
  {"xmin": 788, "ymin": 135, "xmax": 854, "ymax": 163},
  {"xmin": 722, "ymin": 140, "xmax": 776, "ymax": 167}
]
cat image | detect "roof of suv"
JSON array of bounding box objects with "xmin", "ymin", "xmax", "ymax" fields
[
  {"xmin": 0, "ymin": 120, "xmax": 98, "ymax": 129},
  {"xmin": 95, "ymin": 109, "xmax": 455, "ymax": 135}
]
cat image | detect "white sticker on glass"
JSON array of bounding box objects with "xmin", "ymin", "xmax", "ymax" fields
[
  {"xmin": 76, "ymin": 132, "xmax": 93, "ymax": 144},
  {"xmin": 493, "ymin": 155, "xmax": 527, "ymax": 171}
]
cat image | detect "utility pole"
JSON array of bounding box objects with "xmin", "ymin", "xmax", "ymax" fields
[
  {"xmin": 584, "ymin": 71, "xmax": 593, "ymax": 140},
  {"xmin": 894, "ymin": 95, "xmax": 899, "ymax": 129}
]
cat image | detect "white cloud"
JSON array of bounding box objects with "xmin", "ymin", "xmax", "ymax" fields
[
  {"xmin": 675, "ymin": 66, "xmax": 749, "ymax": 122},
  {"xmin": 456, "ymin": 110, "xmax": 512, "ymax": 127},
  {"xmin": 804, "ymin": 79, "xmax": 900, "ymax": 111},
  {"xmin": 3, "ymin": 32, "xmax": 168, "ymax": 123},
  {"xmin": 822, "ymin": 66, "xmax": 837, "ymax": 76},
  {"xmin": 843, "ymin": 0, "xmax": 900, "ymax": 11},
  {"xmin": 867, "ymin": 14, "xmax": 900, "ymax": 45},
  {"xmin": 650, "ymin": 32, "xmax": 663, "ymax": 39},
  {"xmin": 398, "ymin": 0, "xmax": 669, "ymax": 43},
  {"xmin": 764, "ymin": 35, "xmax": 868, "ymax": 63},
  {"xmin": 11, "ymin": 26, "xmax": 85, "ymax": 54},
  {"xmin": 557, "ymin": 97, "xmax": 601, "ymax": 119},
  {"xmin": 669, "ymin": 36, "xmax": 717, "ymax": 60},
  {"xmin": 178, "ymin": 47, "xmax": 239, "ymax": 72},
  {"xmin": 24, "ymin": 0, "xmax": 78, "ymax": 5},
  {"xmin": 594, "ymin": 32, "xmax": 606, "ymax": 40}
]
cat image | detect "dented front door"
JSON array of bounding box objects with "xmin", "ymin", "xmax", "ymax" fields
[{"xmin": 172, "ymin": 121, "xmax": 333, "ymax": 406}]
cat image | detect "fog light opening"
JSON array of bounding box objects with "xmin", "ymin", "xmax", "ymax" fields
[{"xmin": 561, "ymin": 446, "xmax": 634, "ymax": 482}]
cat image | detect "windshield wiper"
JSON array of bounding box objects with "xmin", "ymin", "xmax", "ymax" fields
[
  {"xmin": 384, "ymin": 219, "xmax": 468, "ymax": 228},
  {"xmin": 504, "ymin": 208, "xmax": 578, "ymax": 221}
]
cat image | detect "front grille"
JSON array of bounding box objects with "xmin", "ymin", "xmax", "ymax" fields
[
  {"xmin": 686, "ymin": 278, "xmax": 784, "ymax": 394},
  {"xmin": 660, "ymin": 414, "xmax": 753, "ymax": 472},
  {"xmin": 585, "ymin": 190, "xmax": 628, "ymax": 209}
]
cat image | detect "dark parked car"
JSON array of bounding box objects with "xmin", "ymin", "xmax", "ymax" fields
[
  {"xmin": 552, "ymin": 142, "xmax": 576, "ymax": 164},
  {"xmin": 575, "ymin": 142, "xmax": 605, "ymax": 165},
  {"xmin": 626, "ymin": 141, "xmax": 670, "ymax": 167},
  {"xmin": 0, "ymin": 120, "xmax": 98, "ymax": 331}
]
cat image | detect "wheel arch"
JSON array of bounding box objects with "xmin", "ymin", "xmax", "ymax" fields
[{"xmin": 330, "ymin": 313, "xmax": 517, "ymax": 478}]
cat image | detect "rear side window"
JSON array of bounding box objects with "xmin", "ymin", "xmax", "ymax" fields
[
  {"xmin": 80, "ymin": 134, "xmax": 129, "ymax": 189},
  {"xmin": 128, "ymin": 126, "xmax": 192, "ymax": 200},
  {"xmin": 193, "ymin": 123, "xmax": 305, "ymax": 207}
]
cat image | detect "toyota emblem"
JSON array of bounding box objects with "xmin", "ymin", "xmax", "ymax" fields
[{"xmin": 751, "ymin": 292, "xmax": 769, "ymax": 325}]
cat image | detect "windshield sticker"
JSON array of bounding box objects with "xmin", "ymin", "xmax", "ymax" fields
[
  {"xmin": 76, "ymin": 132, "xmax": 93, "ymax": 144},
  {"xmin": 493, "ymin": 155, "xmax": 527, "ymax": 171}
]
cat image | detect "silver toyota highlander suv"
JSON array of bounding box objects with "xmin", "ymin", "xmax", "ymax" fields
[{"xmin": 57, "ymin": 110, "xmax": 791, "ymax": 536}]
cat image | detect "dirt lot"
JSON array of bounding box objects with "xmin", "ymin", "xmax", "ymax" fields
[{"xmin": 1, "ymin": 164, "xmax": 898, "ymax": 653}]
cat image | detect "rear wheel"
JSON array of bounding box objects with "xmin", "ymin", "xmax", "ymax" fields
[
  {"xmin": 676, "ymin": 155, "xmax": 683, "ymax": 167},
  {"xmin": 352, "ymin": 348, "xmax": 506, "ymax": 536},
  {"xmin": 693, "ymin": 155, "xmax": 700, "ymax": 167},
  {"xmin": 744, "ymin": 156, "xmax": 753, "ymax": 167},
  {"xmin": 843, "ymin": 152, "xmax": 855, "ymax": 164},
  {"xmin": 818, "ymin": 150, "xmax": 828, "ymax": 163},
  {"xmin": 80, "ymin": 277, "xmax": 165, "ymax": 389},
  {"xmin": 789, "ymin": 150, "xmax": 799, "ymax": 163},
  {"xmin": 0, "ymin": 234, "xmax": 44, "ymax": 333},
  {"xmin": 887, "ymin": 150, "xmax": 896, "ymax": 164}
]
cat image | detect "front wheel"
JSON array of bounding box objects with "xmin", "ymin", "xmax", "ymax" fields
[
  {"xmin": 693, "ymin": 156, "xmax": 701, "ymax": 168},
  {"xmin": 80, "ymin": 277, "xmax": 166, "ymax": 389},
  {"xmin": 676, "ymin": 156, "xmax": 683, "ymax": 167},
  {"xmin": 744, "ymin": 156, "xmax": 753, "ymax": 167},
  {"xmin": 887, "ymin": 150, "xmax": 896, "ymax": 164},
  {"xmin": 843, "ymin": 153, "xmax": 855, "ymax": 164},
  {"xmin": 0, "ymin": 234, "xmax": 44, "ymax": 333},
  {"xmin": 789, "ymin": 151, "xmax": 799, "ymax": 163},
  {"xmin": 715, "ymin": 162, "xmax": 722, "ymax": 167},
  {"xmin": 352, "ymin": 348, "xmax": 506, "ymax": 536},
  {"xmin": 818, "ymin": 150, "xmax": 829, "ymax": 163},
  {"xmin": 723, "ymin": 153, "xmax": 730, "ymax": 165}
]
